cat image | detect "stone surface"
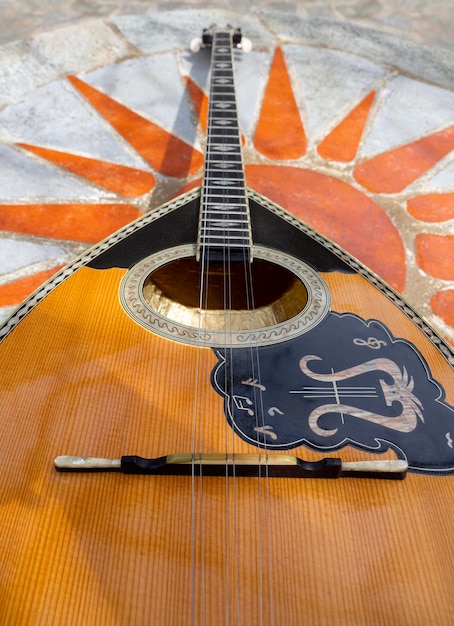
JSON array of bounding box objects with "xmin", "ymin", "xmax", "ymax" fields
[
  {"xmin": 283, "ymin": 45, "xmax": 387, "ymax": 142},
  {"xmin": 0, "ymin": 20, "xmax": 134, "ymax": 106},
  {"xmin": 2, "ymin": 0, "xmax": 454, "ymax": 54}
]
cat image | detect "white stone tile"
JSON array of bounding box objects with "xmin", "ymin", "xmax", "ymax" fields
[
  {"xmin": 235, "ymin": 50, "xmax": 272, "ymax": 135},
  {"xmin": 260, "ymin": 13, "xmax": 454, "ymax": 90},
  {"xmin": 0, "ymin": 21, "xmax": 133, "ymax": 107},
  {"xmin": 409, "ymin": 156, "xmax": 454, "ymax": 194},
  {"xmin": 0, "ymin": 80, "xmax": 148, "ymax": 168},
  {"xmin": 0, "ymin": 238, "xmax": 70, "ymax": 274},
  {"xmin": 360, "ymin": 75, "xmax": 454, "ymax": 158},
  {"xmin": 284, "ymin": 45, "xmax": 387, "ymax": 143},
  {"xmin": 0, "ymin": 143, "xmax": 114, "ymax": 200},
  {"xmin": 0, "ymin": 305, "xmax": 17, "ymax": 324},
  {"xmin": 179, "ymin": 47, "xmax": 212, "ymax": 90},
  {"xmin": 112, "ymin": 10, "xmax": 274, "ymax": 54},
  {"xmin": 83, "ymin": 54, "xmax": 198, "ymax": 144}
]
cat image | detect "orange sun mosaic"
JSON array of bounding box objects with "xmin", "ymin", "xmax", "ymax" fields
[{"xmin": 0, "ymin": 45, "xmax": 453, "ymax": 344}]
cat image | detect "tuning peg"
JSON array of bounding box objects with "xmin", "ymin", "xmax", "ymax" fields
[
  {"xmin": 241, "ymin": 37, "xmax": 252, "ymax": 52},
  {"xmin": 190, "ymin": 37, "xmax": 203, "ymax": 53}
]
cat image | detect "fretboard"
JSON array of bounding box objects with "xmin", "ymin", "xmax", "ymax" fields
[{"xmin": 197, "ymin": 30, "xmax": 252, "ymax": 264}]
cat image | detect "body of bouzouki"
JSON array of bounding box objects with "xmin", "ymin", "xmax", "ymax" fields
[{"xmin": 1, "ymin": 26, "xmax": 454, "ymax": 626}]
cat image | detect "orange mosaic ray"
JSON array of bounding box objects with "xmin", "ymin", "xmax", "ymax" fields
[
  {"xmin": 415, "ymin": 233, "xmax": 454, "ymax": 280},
  {"xmin": 245, "ymin": 164, "xmax": 405, "ymax": 292},
  {"xmin": 317, "ymin": 91, "xmax": 376, "ymax": 163},
  {"xmin": 0, "ymin": 266, "xmax": 64, "ymax": 306},
  {"xmin": 0, "ymin": 203, "xmax": 141, "ymax": 243},
  {"xmin": 354, "ymin": 125, "xmax": 454, "ymax": 193},
  {"xmin": 185, "ymin": 77, "xmax": 208, "ymax": 132},
  {"xmin": 18, "ymin": 143, "xmax": 155, "ymax": 198},
  {"xmin": 430, "ymin": 290, "xmax": 454, "ymax": 328},
  {"xmin": 254, "ymin": 48, "xmax": 307, "ymax": 160},
  {"xmin": 407, "ymin": 193, "xmax": 454, "ymax": 222},
  {"xmin": 68, "ymin": 76, "xmax": 204, "ymax": 179}
]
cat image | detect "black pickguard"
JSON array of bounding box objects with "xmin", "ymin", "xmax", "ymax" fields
[{"xmin": 212, "ymin": 312, "xmax": 454, "ymax": 474}]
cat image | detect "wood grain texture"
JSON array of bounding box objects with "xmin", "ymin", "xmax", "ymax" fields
[{"xmin": 1, "ymin": 266, "xmax": 454, "ymax": 625}]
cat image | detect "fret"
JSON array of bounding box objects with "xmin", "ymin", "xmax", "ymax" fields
[
  {"xmin": 204, "ymin": 219, "xmax": 249, "ymax": 226},
  {"xmin": 204, "ymin": 196, "xmax": 246, "ymax": 204},
  {"xmin": 207, "ymin": 149, "xmax": 242, "ymax": 155},
  {"xmin": 208, "ymin": 167, "xmax": 243, "ymax": 175},
  {"xmin": 207, "ymin": 112, "xmax": 237, "ymax": 119},
  {"xmin": 204, "ymin": 197, "xmax": 248, "ymax": 204},
  {"xmin": 209, "ymin": 88, "xmax": 235, "ymax": 102},
  {"xmin": 206, "ymin": 163, "xmax": 243, "ymax": 170},
  {"xmin": 207, "ymin": 131, "xmax": 241, "ymax": 138},
  {"xmin": 208, "ymin": 159, "xmax": 242, "ymax": 166},
  {"xmin": 206, "ymin": 177, "xmax": 242, "ymax": 184},
  {"xmin": 210, "ymin": 89, "xmax": 236, "ymax": 96},
  {"xmin": 202, "ymin": 221, "xmax": 249, "ymax": 228},
  {"xmin": 205, "ymin": 167, "xmax": 243, "ymax": 174},
  {"xmin": 204, "ymin": 209, "xmax": 248, "ymax": 216},
  {"xmin": 209, "ymin": 91, "xmax": 236, "ymax": 97},
  {"xmin": 208, "ymin": 160, "xmax": 243, "ymax": 167},
  {"xmin": 207, "ymin": 134, "xmax": 241, "ymax": 141},
  {"xmin": 211, "ymin": 121, "xmax": 237, "ymax": 128},
  {"xmin": 205, "ymin": 189, "xmax": 246, "ymax": 196},
  {"xmin": 207, "ymin": 147, "xmax": 240, "ymax": 156},
  {"xmin": 205, "ymin": 172, "xmax": 245, "ymax": 181},
  {"xmin": 204, "ymin": 176, "xmax": 245, "ymax": 184},
  {"xmin": 204, "ymin": 212, "xmax": 248, "ymax": 218},
  {"xmin": 205, "ymin": 169, "xmax": 244, "ymax": 176},
  {"xmin": 210, "ymin": 99, "xmax": 235, "ymax": 105},
  {"xmin": 204, "ymin": 189, "xmax": 245, "ymax": 197},
  {"xmin": 197, "ymin": 29, "xmax": 252, "ymax": 263},
  {"xmin": 202, "ymin": 221, "xmax": 247, "ymax": 228},
  {"xmin": 207, "ymin": 128, "xmax": 241, "ymax": 135},
  {"xmin": 202, "ymin": 243, "xmax": 251, "ymax": 249},
  {"xmin": 204, "ymin": 204, "xmax": 248, "ymax": 212},
  {"xmin": 207, "ymin": 140, "xmax": 242, "ymax": 147},
  {"xmin": 204, "ymin": 178, "xmax": 245, "ymax": 186},
  {"xmin": 205, "ymin": 165, "xmax": 244, "ymax": 172},
  {"xmin": 204, "ymin": 204, "xmax": 248, "ymax": 211},
  {"xmin": 205, "ymin": 197, "xmax": 247, "ymax": 204},
  {"xmin": 203, "ymin": 229, "xmax": 250, "ymax": 236},
  {"xmin": 200, "ymin": 236, "xmax": 251, "ymax": 244},
  {"xmin": 208, "ymin": 142, "xmax": 242, "ymax": 149},
  {"xmin": 201, "ymin": 228, "xmax": 250, "ymax": 236}
]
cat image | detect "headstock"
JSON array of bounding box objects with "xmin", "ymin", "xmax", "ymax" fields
[
  {"xmin": 202, "ymin": 26, "xmax": 243, "ymax": 47},
  {"xmin": 190, "ymin": 26, "xmax": 251, "ymax": 53}
]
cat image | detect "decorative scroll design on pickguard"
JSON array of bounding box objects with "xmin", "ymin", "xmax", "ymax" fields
[
  {"xmin": 299, "ymin": 355, "xmax": 425, "ymax": 436},
  {"xmin": 119, "ymin": 244, "xmax": 330, "ymax": 347},
  {"xmin": 212, "ymin": 311, "xmax": 454, "ymax": 473}
]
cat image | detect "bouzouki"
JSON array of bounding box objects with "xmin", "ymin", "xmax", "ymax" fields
[{"xmin": 1, "ymin": 26, "xmax": 454, "ymax": 625}]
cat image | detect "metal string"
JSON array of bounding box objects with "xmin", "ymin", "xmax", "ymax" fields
[{"xmin": 192, "ymin": 28, "xmax": 275, "ymax": 625}]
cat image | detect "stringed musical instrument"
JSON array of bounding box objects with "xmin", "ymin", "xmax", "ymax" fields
[{"xmin": 1, "ymin": 26, "xmax": 454, "ymax": 625}]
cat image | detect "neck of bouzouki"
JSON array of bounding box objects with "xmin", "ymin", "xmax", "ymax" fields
[{"xmin": 197, "ymin": 29, "xmax": 252, "ymax": 264}]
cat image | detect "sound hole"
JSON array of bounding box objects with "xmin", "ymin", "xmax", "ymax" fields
[
  {"xmin": 120, "ymin": 244, "xmax": 330, "ymax": 346},
  {"xmin": 143, "ymin": 257, "xmax": 308, "ymax": 331}
]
